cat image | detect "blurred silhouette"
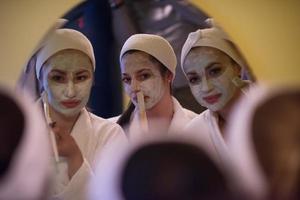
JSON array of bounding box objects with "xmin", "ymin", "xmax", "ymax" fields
[
  {"xmin": 227, "ymin": 85, "xmax": 300, "ymax": 200},
  {"xmin": 121, "ymin": 141, "xmax": 239, "ymax": 200},
  {"xmin": 0, "ymin": 87, "xmax": 51, "ymax": 199}
]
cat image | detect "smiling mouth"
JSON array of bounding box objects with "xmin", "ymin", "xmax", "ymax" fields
[
  {"xmin": 203, "ymin": 94, "xmax": 222, "ymax": 104},
  {"xmin": 61, "ymin": 100, "xmax": 80, "ymax": 108}
]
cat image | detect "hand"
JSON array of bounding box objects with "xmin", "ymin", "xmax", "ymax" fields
[{"xmin": 52, "ymin": 125, "xmax": 83, "ymax": 178}]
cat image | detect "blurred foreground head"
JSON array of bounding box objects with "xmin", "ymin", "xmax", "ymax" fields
[
  {"xmin": 89, "ymin": 129, "xmax": 242, "ymax": 200},
  {"xmin": 121, "ymin": 141, "xmax": 240, "ymax": 200},
  {"xmin": 0, "ymin": 86, "xmax": 51, "ymax": 199},
  {"xmin": 227, "ymin": 85, "xmax": 300, "ymax": 200}
]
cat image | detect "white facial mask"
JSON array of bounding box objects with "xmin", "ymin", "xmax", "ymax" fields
[
  {"xmin": 121, "ymin": 51, "xmax": 167, "ymax": 110},
  {"xmin": 41, "ymin": 50, "xmax": 93, "ymax": 117},
  {"xmin": 183, "ymin": 47, "xmax": 240, "ymax": 112}
]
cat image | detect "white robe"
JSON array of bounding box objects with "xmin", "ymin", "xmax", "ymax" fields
[
  {"xmin": 110, "ymin": 97, "xmax": 197, "ymax": 141},
  {"xmin": 50, "ymin": 108, "xmax": 126, "ymax": 200},
  {"xmin": 183, "ymin": 109, "xmax": 231, "ymax": 167}
]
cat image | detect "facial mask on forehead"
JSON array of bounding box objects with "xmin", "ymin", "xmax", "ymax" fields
[{"xmin": 41, "ymin": 51, "xmax": 93, "ymax": 117}]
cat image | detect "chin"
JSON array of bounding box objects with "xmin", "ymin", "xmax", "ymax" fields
[{"xmin": 58, "ymin": 107, "xmax": 83, "ymax": 117}]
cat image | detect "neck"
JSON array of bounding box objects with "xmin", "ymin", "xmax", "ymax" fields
[
  {"xmin": 217, "ymin": 90, "xmax": 242, "ymax": 135},
  {"xmin": 49, "ymin": 107, "xmax": 80, "ymax": 133},
  {"xmin": 146, "ymin": 92, "xmax": 174, "ymax": 128}
]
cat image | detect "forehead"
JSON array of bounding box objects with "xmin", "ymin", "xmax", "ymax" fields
[
  {"xmin": 121, "ymin": 51, "xmax": 160, "ymax": 72},
  {"xmin": 183, "ymin": 47, "xmax": 231, "ymax": 70},
  {"xmin": 44, "ymin": 49, "xmax": 93, "ymax": 71},
  {"xmin": 187, "ymin": 46, "xmax": 230, "ymax": 62}
]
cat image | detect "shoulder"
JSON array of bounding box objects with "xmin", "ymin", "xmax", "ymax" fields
[
  {"xmin": 182, "ymin": 108, "xmax": 198, "ymax": 119},
  {"xmin": 172, "ymin": 96, "xmax": 198, "ymax": 120},
  {"xmin": 106, "ymin": 115, "xmax": 120, "ymax": 123},
  {"xmin": 89, "ymin": 112, "xmax": 125, "ymax": 137},
  {"xmin": 185, "ymin": 109, "xmax": 210, "ymax": 130}
]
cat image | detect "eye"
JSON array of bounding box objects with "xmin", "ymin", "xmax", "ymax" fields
[
  {"xmin": 49, "ymin": 74, "xmax": 66, "ymax": 83},
  {"xmin": 207, "ymin": 65, "xmax": 224, "ymax": 78},
  {"xmin": 75, "ymin": 74, "xmax": 90, "ymax": 83},
  {"xmin": 138, "ymin": 73, "xmax": 151, "ymax": 81},
  {"xmin": 122, "ymin": 76, "xmax": 131, "ymax": 84},
  {"xmin": 187, "ymin": 75, "xmax": 201, "ymax": 85}
]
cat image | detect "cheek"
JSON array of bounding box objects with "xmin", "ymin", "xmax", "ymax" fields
[
  {"xmin": 211, "ymin": 68, "xmax": 236, "ymax": 91},
  {"xmin": 76, "ymin": 80, "xmax": 93, "ymax": 98},
  {"xmin": 190, "ymin": 84, "xmax": 203, "ymax": 101},
  {"xmin": 140, "ymin": 79, "xmax": 155, "ymax": 90},
  {"xmin": 46, "ymin": 82, "xmax": 64, "ymax": 100}
]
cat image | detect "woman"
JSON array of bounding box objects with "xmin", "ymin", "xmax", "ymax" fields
[
  {"xmin": 35, "ymin": 28, "xmax": 126, "ymax": 200},
  {"xmin": 180, "ymin": 24, "xmax": 250, "ymax": 165},
  {"xmin": 112, "ymin": 33, "xmax": 197, "ymax": 140}
]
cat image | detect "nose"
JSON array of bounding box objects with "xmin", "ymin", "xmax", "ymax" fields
[
  {"xmin": 131, "ymin": 79, "xmax": 141, "ymax": 93},
  {"xmin": 65, "ymin": 81, "xmax": 76, "ymax": 98},
  {"xmin": 200, "ymin": 76, "xmax": 213, "ymax": 92}
]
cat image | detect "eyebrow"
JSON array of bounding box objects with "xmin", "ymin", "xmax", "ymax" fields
[
  {"xmin": 186, "ymin": 62, "xmax": 221, "ymax": 75},
  {"xmin": 186, "ymin": 71, "xmax": 198, "ymax": 76},
  {"xmin": 136, "ymin": 69, "xmax": 151, "ymax": 74},
  {"xmin": 75, "ymin": 70, "xmax": 90, "ymax": 75},
  {"xmin": 122, "ymin": 68, "xmax": 151, "ymax": 76},
  {"xmin": 50, "ymin": 69, "xmax": 65, "ymax": 74},
  {"xmin": 206, "ymin": 62, "xmax": 221, "ymax": 70}
]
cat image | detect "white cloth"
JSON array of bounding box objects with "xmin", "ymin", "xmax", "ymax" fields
[
  {"xmin": 120, "ymin": 34, "xmax": 177, "ymax": 78},
  {"xmin": 180, "ymin": 24, "xmax": 247, "ymax": 72},
  {"xmin": 0, "ymin": 87, "xmax": 51, "ymax": 200},
  {"xmin": 110, "ymin": 97, "xmax": 197, "ymax": 141},
  {"xmin": 183, "ymin": 109, "xmax": 231, "ymax": 167},
  {"xmin": 36, "ymin": 28, "xmax": 95, "ymax": 79},
  {"xmin": 49, "ymin": 108, "xmax": 126, "ymax": 200}
]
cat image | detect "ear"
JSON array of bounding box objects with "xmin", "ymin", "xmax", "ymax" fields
[
  {"xmin": 233, "ymin": 63, "xmax": 242, "ymax": 78},
  {"xmin": 166, "ymin": 71, "xmax": 173, "ymax": 82}
]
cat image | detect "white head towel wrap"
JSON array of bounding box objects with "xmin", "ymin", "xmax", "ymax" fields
[
  {"xmin": 181, "ymin": 22, "xmax": 246, "ymax": 72},
  {"xmin": 120, "ymin": 34, "xmax": 177, "ymax": 79},
  {"xmin": 36, "ymin": 28, "xmax": 95, "ymax": 79},
  {"xmin": 0, "ymin": 86, "xmax": 51, "ymax": 199}
]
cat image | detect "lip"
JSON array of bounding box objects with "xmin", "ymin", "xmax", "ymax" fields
[
  {"xmin": 203, "ymin": 94, "xmax": 222, "ymax": 104},
  {"xmin": 61, "ymin": 100, "xmax": 81, "ymax": 108}
]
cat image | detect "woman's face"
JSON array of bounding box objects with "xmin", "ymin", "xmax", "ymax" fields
[
  {"xmin": 41, "ymin": 49, "xmax": 93, "ymax": 117},
  {"xmin": 121, "ymin": 51, "xmax": 168, "ymax": 110},
  {"xmin": 183, "ymin": 47, "xmax": 240, "ymax": 112}
]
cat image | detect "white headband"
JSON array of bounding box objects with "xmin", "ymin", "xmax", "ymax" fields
[
  {"xmin": 120, "ymin": 34, "xmax": 177, "ymax": 79},
  {"xmin": 36, "ymin": 28, "xmax": 95, "ymax": 79},
  {"xmin": 181, "ymin": 26, "xmax": 246, "ymax": 72}
]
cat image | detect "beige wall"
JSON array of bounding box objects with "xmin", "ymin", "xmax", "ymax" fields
[
  {"xmin": 0, "ymin": 0, "xmax": 81, "ymax": 87},
  {"xmin": 191, "ymin": 0, "xmax": 300, "ymax": 86},
  {"xmin": 1, "ymin": 1, "xmax": 300, "ymax": 88}
]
